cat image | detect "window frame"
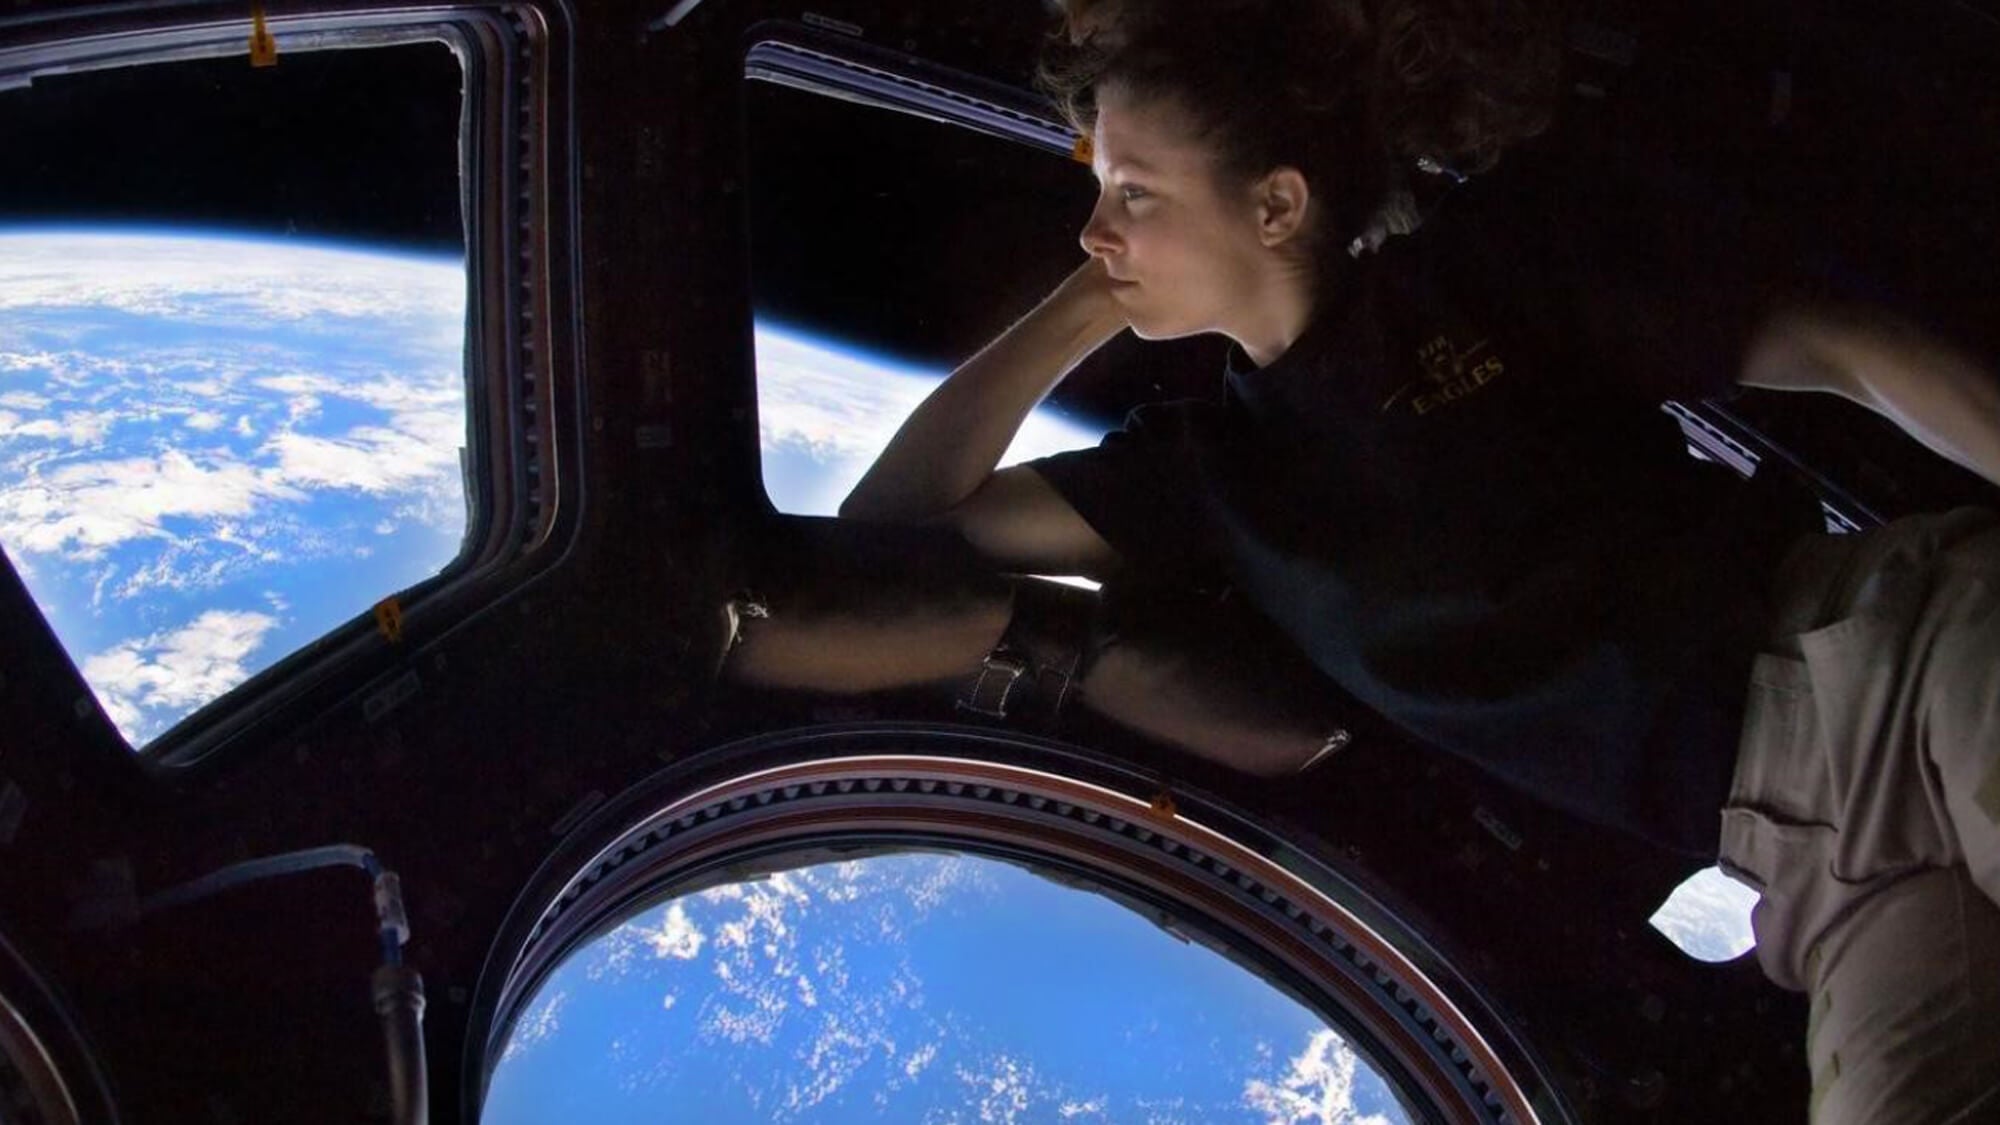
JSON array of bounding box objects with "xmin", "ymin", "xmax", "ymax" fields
[
  {"xmin": 0, "ymin": 0, "xmax": 583, "ymax": 770},
  {"xmin": 739, "ymin": 22, "xmax": 1102, "ymax": 525},
  {"xmin": 743, "ymin": 23, "xmax": 1080, "ymax": 159},
  {"xmin": 468, "ymin": 727, "xmax": 1572, "ymax": 1125}
]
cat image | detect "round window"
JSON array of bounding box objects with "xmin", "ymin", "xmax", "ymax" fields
[
  {"xmin": 487, "ymin": 848, "xmax": 1412, "ymax": 1122},
  {"xmin": 472, "ymin": 728, "xmax": 1565, "ymax": 1125}
]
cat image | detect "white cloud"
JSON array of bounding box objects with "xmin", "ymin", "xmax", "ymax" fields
[
  {"xmin": 585, "ymin": 901, "xmax": 709, "ymax": 985},
  {"xmin": 0, "ymin": 351, "xmax": 62, "ymax": 376},
  {"xmin": 80, "ymin": 609, "xmax": 279, "ymax": 743},
  {"xmin": 246, "ymin": 372, "xmax": 465, "ymax": 502},
  {"xmin": 255, "ymin": 371, "xmax": 463, "ymax": 421},
  {"xmin": 556, "ymin": 857, "xmax": 977, "ymax": 1115},
  {"xmin": 1649, "ymin": 865, "xmax": 1758, "ymax": 962},
  {"xmin": 956, "ymin": 1054, "xmax": 1036, "ymax": 1125},
  {"xmin": 904, "ymin": 1042, "xmax": 940, "ymax": 1080},
  {"xmin": 0, "ymin": 347, "xmax": 280, "ymax": 471},
  {"xmin": 0, "ymin": 232, "xmax": 465, "ymax": 337},
  {"xmin": 701, "ymin": 873, "xmax": 813, "ymax": 1047},
  {"xmin": 174, "ymin": 374, "xmax": 230, "ymax": 396},
  {"xmin": 0, "ymin": 449, "xmax": 302, "ymax": 561},
  {"xmin": 518, "ymin": 856, "xmax": 1027, "ymax": 1118},
  {"xmin": 102, "ymin": 518, "xmax": 302, "ymax": 602},
  {"xmin": 0, "ymin": 408, "xmax": 119, "ymax": 447},
  {"xmin": 114, "ymin": 553, "xmax": 229, "ymax": 599},
  {"xmin": 1061, "ymin": 1096, "xmax": 1108, "ymax": 1118},
  {"xmin": 680, "ymin": 860, "xmax": 978, "ymax": 1089},
  {"xmin": 87, "ymin": 564, "xmax": 117, "ymax": 609},
  {"xmin": 500, "ymin": 989, "xmax": 568, "ymax": 1063},
  {"xmin": 234, "ymin": 415, "xmax": 256, "ymax": 437},
  {"xmin": 783, "ymin": 1008, "xmax": 895, "ymax": 1116},
  {"xmin": 1, "ymin": 346, "xmax": 233, "ymax": 393},
  {"xmin": 275, "ymin": 390, "xmax": 320, "ymax": 426},
  {"xmin": 1243, "ymin": 1030, "xmax": 1395, "ymax": 1125},
  {"xmin": 641, "ymin": 902, "xmax": 705, "ymax": 961},
  {"xmin": 263, "ymin": 425, "xmax": 459, "ymax": 495},
  {"xmin": 0, "ymin": 373, "xmax": 462, "ymax": 581}
]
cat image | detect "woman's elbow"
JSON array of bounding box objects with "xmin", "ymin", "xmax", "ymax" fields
[
  {"xmin": 838, "ymin": 478, "xmax": 971, "ymax": 524},
  {"xmin": 836, "ymin": 482, "xmax": 911, "ymax": 522},
  {"xmin": 1740, "ymin": 309, "xmax": 1853, "ymax": 396}
]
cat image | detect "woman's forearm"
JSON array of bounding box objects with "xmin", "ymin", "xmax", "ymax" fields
[
  {"xmin": 725, "ymin": 587, "xmax": 1013, "ymax": 693},
  {"xmin": 721, "ymin": 524, "xmax": 1016, "ymax": 693},
  {"xmin": 1079, "ymin": 638, "xmax": 1349, "ymax": 778},
  {"xmin": 720, "ymin": 547, "xmax": 1348, "ymax": 779},
  {"xmin": 840, "ymin": 261, "xmax": 1127, "ymax": 521},
  {"xmin": 728, "ymin": 587, "xmax": 1348, "ymax": 778}
]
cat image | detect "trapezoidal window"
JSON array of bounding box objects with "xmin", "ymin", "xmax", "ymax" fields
[
  {"xmin": 742, "ymin": 31, "xmax": 1140, "ymax": 520},
  {"xmin": 0, "ymin": 40, "xmax": 470, "ymax": 749}
]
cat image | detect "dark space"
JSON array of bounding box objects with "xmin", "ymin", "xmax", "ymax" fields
[
  {"xmin": 0, "ymin": 41, "xmax": 463, "ymax": 252},
  {"xmin": 743, "ymin": 81, "xmax": 1094, "ymax": 367}
]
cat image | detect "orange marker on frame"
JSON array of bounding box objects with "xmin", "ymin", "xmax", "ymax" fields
[{"xmin": 250, "ymin": 2, "xmax": 278, "ymax": 67}]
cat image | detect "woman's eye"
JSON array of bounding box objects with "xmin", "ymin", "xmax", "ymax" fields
[{"xmin": 1120, "ymin": 185, "xmax": 1150, "ymax": 203}]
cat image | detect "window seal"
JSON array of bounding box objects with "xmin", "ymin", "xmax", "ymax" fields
[
  {"xmin": 1663, "ymin": 399, "xmax": 1875, "ymax": 531},
  {"xmin": 744, "ymin": 21, "xmax": 1080, "ymax": 159},
  {"xmin": 0, "ymin": 926, "xmax": 116, "ymax": 1125}
]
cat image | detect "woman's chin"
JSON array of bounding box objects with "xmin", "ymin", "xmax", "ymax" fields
[{"xmin": 1128, "ymin": 316, "xmax": 1202, "ymax": 342}]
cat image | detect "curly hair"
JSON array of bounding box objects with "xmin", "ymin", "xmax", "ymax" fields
[{"xmin": 1040, "ymin": 0, "xmax": 1559, "ymax": 249}]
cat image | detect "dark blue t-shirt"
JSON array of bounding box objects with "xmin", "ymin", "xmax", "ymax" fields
[{"xmin": 1029, "ymin": 150, "xmax": 1822, "ymax": 856}]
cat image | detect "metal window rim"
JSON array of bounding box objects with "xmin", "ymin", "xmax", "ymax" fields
[{"xmin": 472, "ymin": 724, "xmax": 1569, "ymax": 1125}]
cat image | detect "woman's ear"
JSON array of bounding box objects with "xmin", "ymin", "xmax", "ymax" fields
[{"xmin": 1255, "ymin": 167, "xmax": 1313, "ymax": 248}]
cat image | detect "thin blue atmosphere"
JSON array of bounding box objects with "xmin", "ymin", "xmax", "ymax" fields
[{"xmin": 485, "ymin": 851, "xmax": 1413, "ymax": 1124}]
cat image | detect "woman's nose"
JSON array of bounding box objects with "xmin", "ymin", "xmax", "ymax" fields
[{"xmin": 1078, "ymin": 197, "xmax": 1120, "ymax": 258}]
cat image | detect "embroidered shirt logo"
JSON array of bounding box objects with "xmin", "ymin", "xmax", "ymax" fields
[{"xmin": 1382, "ymin": 334, "xmax": 1505, "ymax": 415}]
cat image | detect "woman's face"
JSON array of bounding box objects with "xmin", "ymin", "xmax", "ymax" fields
[{"xmin": 1079, "ymin": 84, "xmax": 1295, "ymax": 343}]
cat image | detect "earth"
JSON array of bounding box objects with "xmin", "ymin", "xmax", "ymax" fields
[
  {"xmin": 753, "ymin": 319, "xmax": 1105, "ymax": 519},
  {"xmin": 485, "ymin": 851, "xmax": 1412, "ymax": 1124},
  {"xmin": 0, "ymin": 228, "xmax": 470, "ymax": 745}
]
